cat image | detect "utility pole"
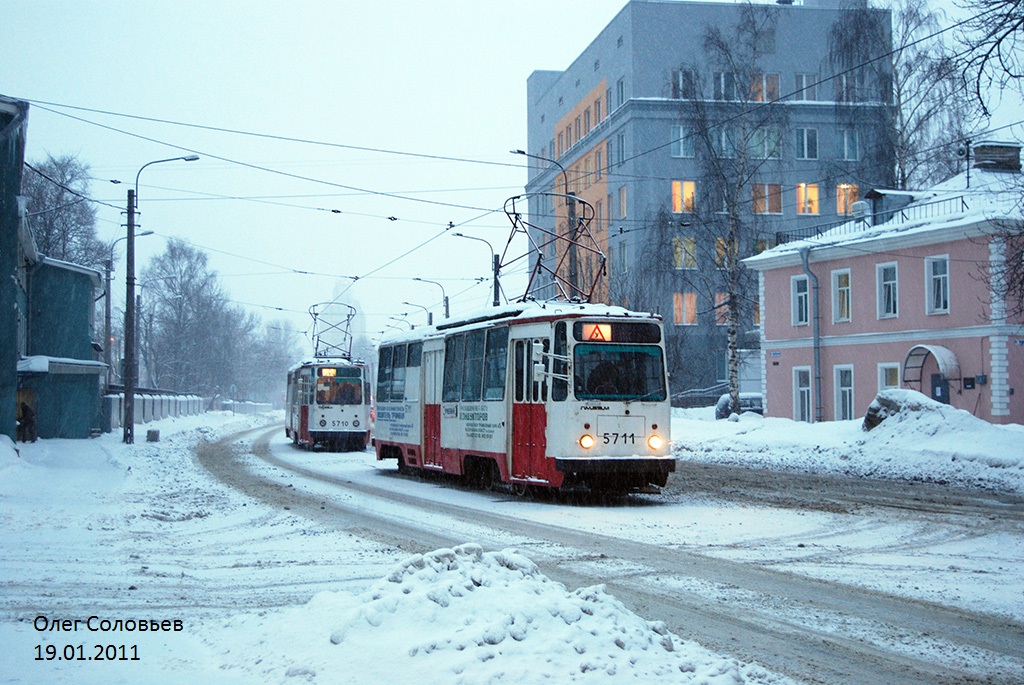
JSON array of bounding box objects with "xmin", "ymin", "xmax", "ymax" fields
[
  {"xmin": 567, "ymin": 191, "xmax": 578, "ymax": 297},
  {"xmin": 123, "ymin": 188, "xmax": 137, "ymax": 443},
  {"xmin": 104, "ymin": 259, "xmax": 113, "ymax": 389}
]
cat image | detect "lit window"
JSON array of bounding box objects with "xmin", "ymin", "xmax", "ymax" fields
[
  {"xmin": 750, "ymin": 72, "xmax": 780, "ymax": 102},
  {"xmin": 714, "ymin": 237, "xmax": 729, "ymax": 267},
  {"xmin": 837, "ymin": 183, "xmax": 859, "ymax": 215},
  {"xmin": 714, "ymin": 293, "xmax": 729, "ymax": 325},
  {"xmin": 671, "ymin": 180, "xmax": 696, "ymax": 213},
  {"xmin": 673, "ymin": 292, "xmax": 697, "ymax": 325},
  {"xmin": 672, "ymin": 236, "xmax": 696, "ymax": 269},
  {"xmin": 796, "ymin": 183, "xmax": 819, "ymax": 214},
  {"xmin": 926, "ymin": 256, "xmax": 949, "ymax": 314}
]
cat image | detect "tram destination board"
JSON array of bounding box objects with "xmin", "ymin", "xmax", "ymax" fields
[{"xmin": 573, "ymin": 321, "xmax": 661, "ymax": 344}]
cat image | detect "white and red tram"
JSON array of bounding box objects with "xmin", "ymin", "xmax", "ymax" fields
[
  {"xmin": 286, "ymin": 358, "xmax": 373, "ymax": 451},
  {"xmin": 373, "ymin": 302, "xmax": 674, "ymax": 494}
]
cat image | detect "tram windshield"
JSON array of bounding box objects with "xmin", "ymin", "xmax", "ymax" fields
[
  {"xmin": 573, "ymin": 343, "xmax": 666, "ymax": 401},
  {"xmin": 316, "ymin": 367, "xmax": 363, "ymax": 405}
]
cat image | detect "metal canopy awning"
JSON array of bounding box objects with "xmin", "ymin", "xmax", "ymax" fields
[{"xmin": 903, "ymin": 344, "xmax": 960, "ymax": 385}]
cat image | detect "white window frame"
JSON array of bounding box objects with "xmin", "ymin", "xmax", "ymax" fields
[
  {"xmin": 792, "ymin": 275, "xmax": 809, "ymax": 326},
  {"xmin": 876, "ymin": 262, "xmax": 899, "ymax": 319},
  {"xmin": 672, "ymin": 291, "xmax": 697, "ymax": 326},
  {"xmin": 840, "ymin": 129, "xmax": 860, "ymax": 161},
  {"xmin": 794, "ymin": 73, "xmax": 817, "ymax": 101},
  {"xmin": 878, "ymin": 363, "xmax": 900, "ymax": 392},
  {"xmin": 796, "ymin": 182, "xmax": 819, "ymax": 215},
  {"xmin": 670, "ymin": 125, "xmax": 695, "ymax": 158},
  {"xmin": 834, "ymin": 365, "xmax": 855, "ymax": 421},
  {"xmin": 796, "ymin": 128, "xmax": 818, "ymax": 160},
  {"xmin": 671, "ymin": 180, "xmax": 696, "ymax": 214},
  {"xmin": 794, "ymin": 366, "xmax": 812, "ymax": 422},
  {"xmin": 832, "ymin": 268, "xmax": 851, "ymax": 323},
  {"xmin": 925, "ymin": 255, "xmax": 950, "ymax": 315}
]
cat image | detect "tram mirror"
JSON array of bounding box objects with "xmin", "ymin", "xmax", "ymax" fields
[{"xmin": 533, "ymin": 362, "xmax": 546, "ymax": 380}]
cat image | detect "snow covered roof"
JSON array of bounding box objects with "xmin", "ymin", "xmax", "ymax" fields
[
  {"xmin": 746, "ymin": 164, "xmax": 1024, "ymax": 270},
  {"xmin": 17, "ymin": 355, "xmax": 106, "ymax": 374}
]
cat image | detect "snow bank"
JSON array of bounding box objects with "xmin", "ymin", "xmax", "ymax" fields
[
  {"xmin": 213, "ymin": 544, "xmax": 793, "ymax": 684},
  {"xmin": 0, "ymin": 434, "xmax": 21, "ymax": 474},
  {"xmin": 862, "ymin": 390, "xmax": 1024, "ymax": 470},
  {"xmin": 673, "ymin": 391, "xmax": 1024, "ymax": 492}
]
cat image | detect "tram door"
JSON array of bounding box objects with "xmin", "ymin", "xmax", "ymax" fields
[
  {"xmin": 510, "ymin": 339, "xmax": 547, "ymax": 481},
  {"xmin": 422, "ymin": 348, "xmax": 444, "ymax": 466}
]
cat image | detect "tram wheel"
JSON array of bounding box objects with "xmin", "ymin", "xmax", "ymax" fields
[{"xmin": 480, "ymin": 461, "xmax": 499, "ymax": 491}]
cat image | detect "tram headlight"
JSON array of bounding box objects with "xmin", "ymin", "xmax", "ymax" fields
[
  {"xmin": 579, "ymin": 434, "xmax": 596, "ymax": 449},
  {"xmin": 647, "ymin": 434, "xmax": 664, "ymax": 450}
]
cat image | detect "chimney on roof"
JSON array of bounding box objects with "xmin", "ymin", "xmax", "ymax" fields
[{"xmin": 973, "ymin": 140, "xmax": 1022, "ymax": 172}]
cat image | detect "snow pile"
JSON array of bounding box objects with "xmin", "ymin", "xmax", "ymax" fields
[
  {"xmin": 861, "ymin": 389, "xmax": 1024, "ymax": 470},
  {"xmin": 214, "ymin": 544, "xmax": 792, "ymax": 684},
  {"xmin": 674, "ymin": 392, "xmax": 1024, "ymax": 492},
  {"xmin": 0, "ymin": 433, "xmax": 22, "ymax": 473}
]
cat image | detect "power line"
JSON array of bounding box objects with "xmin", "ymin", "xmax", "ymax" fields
[{"xmin": 21, "ymin": 97, "xmax": 524, "ymax": 170}]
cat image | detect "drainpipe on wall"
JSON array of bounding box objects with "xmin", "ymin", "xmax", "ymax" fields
[{"xmin": 799, "ymin": 247, "xmax": 823, "ymax": 423}]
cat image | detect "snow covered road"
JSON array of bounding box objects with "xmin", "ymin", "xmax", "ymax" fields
[
  {"xmin": 211, "ymin": 423, "xmax": 1023, "ymax": 684},
  {"xmin": 2, "ymin": 400, "xmax": 1022, "ymax": 684}
]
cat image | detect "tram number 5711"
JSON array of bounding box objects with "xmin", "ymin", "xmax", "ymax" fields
[{"xmin": 602, "ymin": 432, "xmax": 637, "ymax": 445}]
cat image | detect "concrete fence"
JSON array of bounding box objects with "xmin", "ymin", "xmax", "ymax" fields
[{"xmin": 103, "ymin": 393, "xmax": 204, "ymax": 431}]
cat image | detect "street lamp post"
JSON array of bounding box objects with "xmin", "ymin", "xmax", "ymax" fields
[
  {"xmin": 123, "ymin": 155, "xmax": 198, "ymax": 444},
  {"xmin": 412, "ymin": 277, "xmax": 449, "ymax": 318},
  {"xmin": 402, "ymin": 301, "xmax": 432, "ymax": 326},
  {"xmin": 452, "ymin": 232, "xmax": 499, "ymax": 307},
  {"xmin": 105, "ymin": 231, "xmax": 153, "ymax": 390}
]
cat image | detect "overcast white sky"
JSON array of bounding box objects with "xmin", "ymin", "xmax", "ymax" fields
[
  {"xmin": 3, "ymin": 1, "xmax": 632, "ymax": 352},
  {"xmin": 3, "ymin": 0, "xmax": 1014, "ymax": 357}
]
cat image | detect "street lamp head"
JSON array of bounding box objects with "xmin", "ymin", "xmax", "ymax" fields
[
  {"xmin": 181, "ymin": 155, "xmax": 200, "ymax": 162},
  {"xmin": 511, "ymin": 149, "xmax": 526, "ymax": 155}
]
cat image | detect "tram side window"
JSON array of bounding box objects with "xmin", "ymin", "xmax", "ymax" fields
[
  {"xmin": 407, "ymin": 342, "xmax": 422, "ymax": 367},
  {"xmin": 552, "ymin": 322, "xmax": 568, "ymax": 401},
  {"xmin": 461, "ymin": 329, "xmax": 486, "ymax": 402},
  {"xmin": 301, "ymin": 370, "xmax": 314, "ymax": 405},
  {"xmin": 377, "ymin": 346, "xmax": 393, "ymax": 402},
  {"xmin": 392, "ymin": 344, "xmax": 407, "ymax": 400},
  {"xmin": 483, "ymin": 327, "xmax": 509, "ymax": 401},
  {"xmin": 442, "ymin": 334, "xmax": 465, "ymax": 402}
]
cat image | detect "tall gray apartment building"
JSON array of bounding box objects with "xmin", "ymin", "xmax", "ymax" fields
[{"xmin": 520, "ymin": 0, "xmax": 894, "ymax": 402}]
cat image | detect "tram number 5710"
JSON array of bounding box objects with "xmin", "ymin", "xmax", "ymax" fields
[{"xmin": 602, "ymin": 432, "xmax": 637, "ymax": 445}]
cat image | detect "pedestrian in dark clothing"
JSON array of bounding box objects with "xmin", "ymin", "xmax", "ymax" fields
[{"xmin": 17, "ymin": 402, "xmax": 36, "ymax": 442}]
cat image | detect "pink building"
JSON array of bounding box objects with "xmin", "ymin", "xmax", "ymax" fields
[{"xmin": 745, "ymin": 141, "xmax": 1024, "ymax": 424}]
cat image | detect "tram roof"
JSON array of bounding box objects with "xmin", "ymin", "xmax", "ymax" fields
[
  {"xmin": 378, "ymin": 300, "xmax": 661, "ymax": 346},
  {"xmin": 286, "ymin": 356, "xmax": 368, "ymax": 374}
]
